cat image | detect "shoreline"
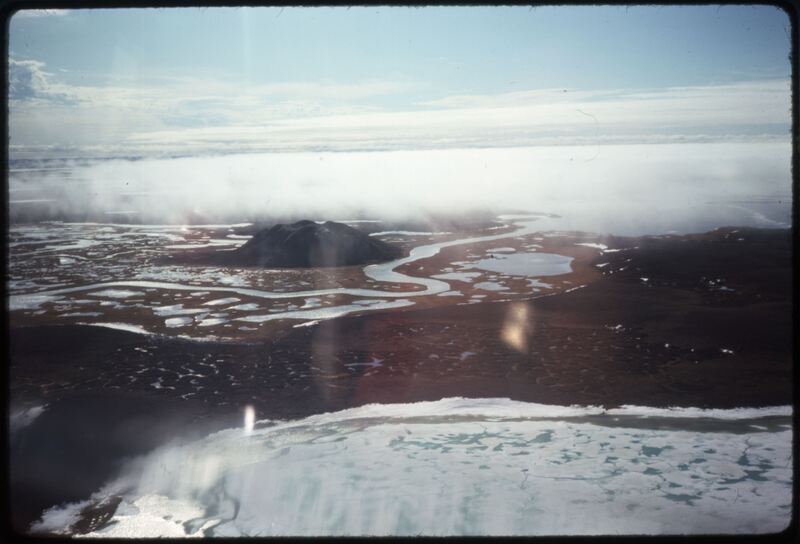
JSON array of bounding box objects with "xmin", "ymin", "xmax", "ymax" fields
[{"xmin": 8, "ymin": 224, "xmax": 793, "ymax": 533}]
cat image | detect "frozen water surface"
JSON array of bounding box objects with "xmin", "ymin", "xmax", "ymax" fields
[
  {"xmin": 468, "ymin": 252, "xmax": 573, "ymax": 277},
  {"xmin": 437, "ymin": 290, "xmax": 463, "ymax": 297},
  {"xmin": 197, "ymin": 317, "xmax": 229, "ymax": 327},
  {"xmin": 88, "ymin": 289, "xmax": 145, "ymax": 299},
  {"xmin": 474, "ymin": 281, "xmax": 509, "ymax": 291},
  {"xmin": 165, "ymin": 317, "xmax": 194, "ymax": 328},
  {"xmin": 575, "ymin": 242, "xmax": 608, "ymax": 250},
  {"xmin": 431, "ymin": 272, "xmax": 482, "ymax": 282},
  {"xmin": 225, "ymin": 303, "xmax": 260, "ymax": 311},
  {"xmin": 6, "ymin": 207, "xmax": 790, "ymax": 336},
  {"xmin": 8, "ymin": 217, "xmax": 558, "ymax": 330},
  {"xmin": 369, "ymin": 230, "xmax": 451, "ymax": 237},
  {"xmin": 236, "ymin": 299, "xmax": 414, "ymax": 323},
  {"xmin": 152, "ymin": 304, "xmax": 207, "ymax": 317},
  {"xmin": 9, "ymin": 404, "xmax": 47, "ymax": 433},
  {"xmin": 203, "ymin": 297, "xmax": 241, "ymax": 306},
  {"xmin": 76, "ymin": 322, "xmax": 153, "ymax": 336},
  {"xmin": 35, "ymin": 398, "xmax": 791, "ymax": 537},
  {"xmin": 8, "ymin": 293, "xmax": 60, "ymax": 311}
]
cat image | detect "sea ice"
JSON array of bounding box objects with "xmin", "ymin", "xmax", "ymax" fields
[{"xmin": 42, "ymin": 398, "xmax": 792, "ymax": 537}]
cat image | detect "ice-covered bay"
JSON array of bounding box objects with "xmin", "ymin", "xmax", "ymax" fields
[{"xmin": 34, "ymin": 398, "xmax": 792, "ymax": 537}]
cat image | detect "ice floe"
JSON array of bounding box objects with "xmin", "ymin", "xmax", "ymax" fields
[
  {"xmin": 165, "ymin": 317, "xmax": 194, "ymax": 328},
  {"xmin": 36, "ymin": 398, "xmax": 792, "ymax": 537}
]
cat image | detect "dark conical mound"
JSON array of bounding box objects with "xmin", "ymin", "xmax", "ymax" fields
[{"xmin": 218, "ymin": 220, "xmax": 403, "ymax": 268}]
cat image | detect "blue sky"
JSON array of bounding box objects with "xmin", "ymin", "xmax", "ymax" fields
[{"xmin": 8, "ymin": 5, "xmax": 792, "ymax": 157}]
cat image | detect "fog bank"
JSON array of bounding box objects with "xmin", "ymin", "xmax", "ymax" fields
[{"xmin": 9, "ymin": 142, "xmax": 791, "ymax": 235}]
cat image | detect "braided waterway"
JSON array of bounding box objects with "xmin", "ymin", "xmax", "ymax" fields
[{"xmin": 8, "ymin": 215, "xmax": 572, "ymax": 327}]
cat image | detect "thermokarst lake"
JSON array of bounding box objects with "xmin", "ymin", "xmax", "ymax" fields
[{"xmin": 6, "ymin": 4, "xmax": 795, "ymax": 539}]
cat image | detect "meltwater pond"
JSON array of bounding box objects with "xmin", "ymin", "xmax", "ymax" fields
[
  {"xmin": 34, "ymin": 398, "xmax": 792, "ymax": 537},
  {"xmin": 466, "ymin": 252, "xmax": 573, "ymax": 277}
]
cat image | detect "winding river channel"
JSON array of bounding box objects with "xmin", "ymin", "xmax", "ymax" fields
[{"xmin": 9, "ymin": 215, "xmax": 571, "ymax": 323}]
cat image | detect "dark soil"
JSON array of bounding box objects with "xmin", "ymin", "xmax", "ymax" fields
[{"xmin": 7, "ymin": 226, "xmax": 793, "ymax": 532}]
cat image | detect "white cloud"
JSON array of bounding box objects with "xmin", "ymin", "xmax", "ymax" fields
[
  {"xmin": 7, "ymin": 57, "xmax": 791, "ymax": 159},
  {"xmin": 8, "ymin": 143, "xmax": 792, "ymax": 232},
  {"xmin": 117, "ymin": 79, "xmax": 789, "ymax": 156},
  {"xmin": 9, "ymin": 59, "xmax": 62, "ymax": 101},
  {"xmin": 8, "ymin": 58, "xmax": 427, "ymax": 152},
  {"xmin": 410, "ymin": 80, "xmax": 791, "ymax": 129}
]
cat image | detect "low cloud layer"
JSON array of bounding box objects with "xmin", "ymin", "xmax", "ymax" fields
[
  {"xmin": 9, "ymin": 143, "xmax": 791, "ymax": 234},
  {"xmin": 8, "ymin": 57, "xmax": 791, "ymax": 159}
]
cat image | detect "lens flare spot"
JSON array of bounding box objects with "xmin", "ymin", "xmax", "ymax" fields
[
  {"xmin": 501, "ymin": 302, "xmax": 532, "ymax": 353},
  {"xmin": 244, "ymin": 405, "xmax": 255, "ymax": 434}
]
